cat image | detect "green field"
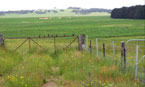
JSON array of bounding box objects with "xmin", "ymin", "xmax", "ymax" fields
[
  {"xmin": 0, "ymin": 16, "xmax": 145, "ymax": 87},
  {"xmin": 0, "ymin": 16, "xmax": 144, "ymax": 38}
]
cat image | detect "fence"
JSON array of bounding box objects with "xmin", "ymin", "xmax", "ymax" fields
[
  {"xmin": 0, "ymin": 34, "xmax": 145, "ymax": 82},
  {"xmin": 87, "ymin": 38, "xmax": 145, "ymax": 82},
  {"xmin": 0, "ymin": 34, "xmax": 80, "ymax": 54}
]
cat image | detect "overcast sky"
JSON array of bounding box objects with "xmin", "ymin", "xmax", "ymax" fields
[{"xmin": 0, "ymin": 0, "xmax": 144, "ymax": 11}]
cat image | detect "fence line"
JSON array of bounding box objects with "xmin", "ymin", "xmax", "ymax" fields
[
  {"xmin": 94, "ymin": 38, "xmax": 145, "ymax": 81},
  {"xmin": 1, "ymin": 34, "xmax": 145, "ymax": 81}
]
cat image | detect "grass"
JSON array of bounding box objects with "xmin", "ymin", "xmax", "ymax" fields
[
  {"xmin": 0, "ymin": 36, "xmax": 144, "ymax": 87},
  {"xmin": 0, "ymin": 16, "xmax": 144, "ymax": 87},
  {"xmin": 0, "ymin": 16, "xmax": 144, "ymax": 38}
]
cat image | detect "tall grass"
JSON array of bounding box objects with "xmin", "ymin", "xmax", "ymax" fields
[{"xmin": 0, "ymin": 47, "xmax": 143, "ymax": 87}]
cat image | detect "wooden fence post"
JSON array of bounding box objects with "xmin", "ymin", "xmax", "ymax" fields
[
  {"xmin": 85, "ymin": 35, "xmax": 88, "ymax": 51},
  {"xmin": 0, "ymin": 34, "xmax": 5, "ymax": 48},
  {"xmin": 121, "ymin": 41, "xmax": 126, "ymax": 70},
  {"xmin": 78, "ymin": 34, "xmax": 86, "ymax": 51},
  {"xmin": 96, "ymin": 38, "xmax": 99, "ymax": 56},
  {"xmin": 103, "ymin": 43, "xmax": 105, "ymax": 58},
  {"xmin": 89, "ymin": 40, "xmax": 92, "ymax": 54},
  {"xmin": 28, "ymin": 37, "xmax": 31, "ymax": 49},
  {"xmin": 112, "ymin": 40, "xmax": 115, "ymax": 58},
  {"xmin": 54, "ymin": 36, "xmax": 56, "ymax": 54}
]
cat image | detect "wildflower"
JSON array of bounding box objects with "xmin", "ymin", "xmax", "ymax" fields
[
  {"xmin": 11, "ymin": 76, "xmax": 17, "ymax": 81},
  {"xmin": 99, "ymin": 81, "xmax": 102, "ymax": 84},
  {"xmin": 87, "ymin": 83, "xmax": 90, "ymax": 86},
  {"xmin": 1, "ymin": 78, "xmax": 4, "ymax": 82},
  {"xmin": 103, "ymin": 82, "xmax": 106, "ymax": 86},
  {"xmin": 20, "ymin": 76, "xmax": 24, "ymax": 79},
  {"xmin": 82, "ymin": 81, "xmax": 85, "ymax": 84},
  {"xmin": 91, "ymin": 81, "xmax": 94, "ymax": 85},
  {"xmin": 7, "ymin": 76, "xmax": 10, "ymax": 80}
]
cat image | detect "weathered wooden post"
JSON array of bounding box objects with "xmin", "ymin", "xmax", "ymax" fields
[
  {"xmin": 121, "ymin": 41, "xmax": 126, "ymax": 70},
  {"xmin": 103, "ymin": 43, "xmax": 105, "ymax": 58},
  {"xmin": 78, "ymin": 34, "xmax": 86, "ymax": 51},
  {"xmin": 85, "ymin": 35, "xmax": 88, "ymax": 51},
  {"xmin": 54, "ymin": 36, "xmax": 56, "ymax": 54},
  {"xmin": 48, "ymin": 34, "xmax": 50, "ymax": 37},
  {"xmin": 0, "ymin": 34, "xmax": 5, "ymax": 48},
  {"xmin": 96, "ymin": 38, "xmax": 99, "ymax": 56},
  {"xmin": 89, "ymin": 40, "xmax": 92, "ymax": 54},
  {"xmin": 38, "ymin": 35, "xmax": 41, "ymax": 38},
  {"xmin": 28, "ymin": 37, "xmax": 31, "ymax": 49},
  {"xmin": 112, "ymin": 40, "xmax": 115, "ymax": 58}
]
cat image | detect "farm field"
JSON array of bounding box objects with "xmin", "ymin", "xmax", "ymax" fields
[
  {"xmin": 0, "ymin": 16, "xmax": 144, "ymax": 38},
  {"xmin": 0, "ymin": 16, "xmax": 145, "ymax": 87}
]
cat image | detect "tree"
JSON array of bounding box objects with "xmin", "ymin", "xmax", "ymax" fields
[{"xmin": 111, "ymin": 5, "xmax": 145, "ymax": 19}]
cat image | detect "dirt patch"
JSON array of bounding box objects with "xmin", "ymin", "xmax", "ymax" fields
[
  {"xmin": 42, "ymin": 81, "xmax": 57, "ymax": 87},
  {"xmin": 51, "ymin": 67, "xmax": 59, "ymax": 72},
  {"xmin": 39, "ymin": 17, "xmax": 48, "ymax": 20},
  {"xmin": 42, "ymin": 67, "xmax": 60, "ymax": 87},
  {"xmin": 101, "ymin": 65, "xmax": 117, "ymax": 73}
]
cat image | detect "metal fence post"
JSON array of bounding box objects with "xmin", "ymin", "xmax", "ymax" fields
[
  {"xmin": 135, "ymin": 45, "xmax": 138, "ymax": 80},
  {"xmin": 103, "ymin": 43, "xmax": 105, "ymax": 58},
  {"xmin": 121, "ymin": 41, "xmax": 126, "ymax": 70}
]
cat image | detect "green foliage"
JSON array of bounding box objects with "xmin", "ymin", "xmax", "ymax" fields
[
  {"xmin": 0, "ymin": 50, "xmax": 22, "ymax": 76},
  {"xmin": 111, "ymin": 5, "xmax": 145, "ymax": 19},
  {"xmin": 0, "ymin": 48, "xmax": 142, "ymax": 87}
]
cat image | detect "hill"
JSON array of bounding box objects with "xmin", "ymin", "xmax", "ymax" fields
[{"xmin": 0, "ymin": 9, "xmax": 110, "ymax": 18}]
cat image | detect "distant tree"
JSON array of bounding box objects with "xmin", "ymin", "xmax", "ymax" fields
[
  {"xmin": 52, "ymin": 10, "xmax": 57, "ymax": 13},
  {"xmin": 60, "ymin": 9, "xmax": 64, "ymax": 12},
  {"xmin": 72, "ymin": 8, "xmax": 112, "ymax": 14},
  {"xmin": 35, "ymin": 10, "xmax": 46, "ymax": 14},
  {"xmin": 68, "ymin": 7, "xmax": 81, "ymax": 10},
  {"xmin": 0, "ymin": 12, "xmax": 5, "ymax": 15},
  {"xmin": 47, "ymin": 10, "xmax": 51, "ymax": 13},
  {"xmin": 111, "ymin": 5, "xmax": 145, "ymax": 19}
]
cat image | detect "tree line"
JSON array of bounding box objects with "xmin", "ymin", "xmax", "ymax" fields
[
  {"xmin": 72, "ymin": 8, "xmax": 112, "ymax": 14},
  {"xmin": 111, "ymin": 5, "xmax": 145, "ymax": 19},
  {"xmin": 0, "ymin": 7, "xmax": 112, "ymax": 16},
  {"xmin": 0, "ymin": 10, "xmax": 64, "ymax": 15}
]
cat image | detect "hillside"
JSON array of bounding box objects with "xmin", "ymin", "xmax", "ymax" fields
[{"xmin": 0, "ymin": 9, "xmax": 110, "ymax": 18}]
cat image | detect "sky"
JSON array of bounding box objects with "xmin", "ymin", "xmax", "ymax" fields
[{"xmin": 0, "ymin": 0, "xmax": 144, "ymax": 11}]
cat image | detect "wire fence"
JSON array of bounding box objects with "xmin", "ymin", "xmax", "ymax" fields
[
  {"xmin": 0, "ymin": 34, "xmax": 145, "ymax": 82},
  {"xmin": 86, "ymin": 38, "xmax": 145, "ymax": 82}
]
